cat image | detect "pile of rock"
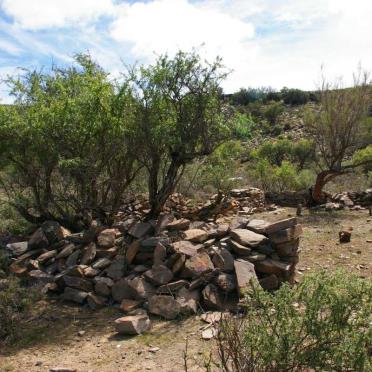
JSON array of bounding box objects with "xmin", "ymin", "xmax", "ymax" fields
[{"xmin": 5, "ymin": 216, "xmax": 301, "ymax": 335}]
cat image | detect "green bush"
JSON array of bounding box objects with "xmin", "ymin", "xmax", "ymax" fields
[
  {"xmin": 281, "ymin": 87, "xmax": 311, "ymax": 105},
  {"xmin": 216, "ymin": 270, "xmax": 372, "ymax": 372},
  {"xmin": 0, "ymin": 277, "xmax": 40, "ymax": 343},
  {"xmin": 255, "ymin": 139, "xmax": 293, "ymax": 166},
  {"xmin": 233, "ymin": 113, "xmax": 256, "ymax": 140},
  {"xmin": 263, "ymin": 102, "xmax": 284, "ymax": 125}
]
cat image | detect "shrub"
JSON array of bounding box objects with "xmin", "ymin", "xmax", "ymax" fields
[
  {"xmin": 281, "ymin": 87, "xmax": 310, "ymax": 105},
  {"xmin": 216, "ymin": 270, "xmax": 372, "ymax": 372},
  {"xmin": 233, "ymin": 113, "xmax": 256, "ymax": 140},
  {"xmin": 0, "ymin": 277, "xmax": 40, "ymax": 343},
  {"xmin": 231, "ymin": 87, "xmax": 271, "ymax": 106},
  {"xmin": 292, "ymin": 139, "xmax": 316, "ymax": 169},
  {"xmin": 256, "ymin": 139, "xmax": 293, "ymax": 166},
  {"xmin": 263, "ymin": 102, "xmax": 284, "ymax": 125}
]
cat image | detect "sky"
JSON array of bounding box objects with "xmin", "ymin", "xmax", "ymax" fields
[{"xmin": 1, "ymin": 0, "xmax": 372, "ymax": 103}]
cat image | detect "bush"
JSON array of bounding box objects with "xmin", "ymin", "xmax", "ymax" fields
[
  {"xmin": 233, "ymin": 113, "xmax": 256, "ymax": 140},
  {"xmin": 263, "ymin": 102, "xmax": 284, "ymax": 125},
  {"xmin": 292, "ymin": 139, "xmax": 316, "ymax": 169},
  {"xmin": 281, "ymin": 87, "xmax": 310, "ymax": 105},
  {"xmin": 216, "ymin": 270, "xmax": 372, "ymax": 372},
  {"xmin": 0, "ymin": 277, "xmax": 40, "ymax": 343},
  {"xmin": 255, "ymin": 139, "xmax": 293, "ymax": 166}
]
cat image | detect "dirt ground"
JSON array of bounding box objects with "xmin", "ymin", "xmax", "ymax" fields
[{"xmin": 1, "ymin": 207, "xmax": 371, "ymax": 372}]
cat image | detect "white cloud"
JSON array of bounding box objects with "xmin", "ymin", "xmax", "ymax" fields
[
  {"xmin": 0, "ymin": 38, "xmax": 21, "ymax": 55},
  {"xmin": 0, "ymin": 0, "xmax": 114, "ymax": 30}
]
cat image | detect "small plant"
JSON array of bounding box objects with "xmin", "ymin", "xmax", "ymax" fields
[
  {"xmin": 0, "ymin": 277, "xmax": 40, "ymax": 343},
  {"xmin": 216, "ymin": 270, "xmax": 372, "ymax": 372}
]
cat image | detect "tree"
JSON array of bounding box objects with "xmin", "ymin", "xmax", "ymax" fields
[
  {"xmin": 305, "ymin": 70, "xmax": 372, "ymax": 203},
  {"xmin": 0, "ymin": 54, "xmax": 140, "ymax": 229},
  {"xmin": 126, "ymin": 51, "xmax": 234, "ymax": 218}
]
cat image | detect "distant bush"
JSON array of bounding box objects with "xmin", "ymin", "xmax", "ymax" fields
[
  {"xmin": 233, "ymin": 113, "xmax": 256, "ymax": 140},
  {"xmin": 231, "ymin": 87, "xmax": 272, "ymax": 106},
  {"xmin": 0, "ymin": 277, "xmax": 40, "ymax": 343},
  {"xmin": 281, "ymin": 87, "xmax": 311, "ymax": 105},
  {"xmin": 263, "ymin": 102, "xmax": 284, "ymax": 125},
  {"xmin": 216, "ymin": 270, "xmax": 372, "ymax": 372},
  {"xmin": 292, "ymin": 139, "xmax": 316, "ymax": 169},
  {"xmin": 254, "ymin": 139, "xmax": 293, "ymax": 166}
]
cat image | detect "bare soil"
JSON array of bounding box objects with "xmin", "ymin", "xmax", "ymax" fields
[{"xmin": 1, "ymin": 207, "xmax": 371, "ymax": 372}]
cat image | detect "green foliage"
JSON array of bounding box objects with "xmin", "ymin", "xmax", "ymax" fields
[
  {"xmin": 353, "ymin": 145, "xmax": 372, "ymax": 172},
  {"xmin": 262, "ymin": 102, "xmax": 284, "ymax": 125},
  {"xmin": 255, "ymin": 139, "xmax": 293, "ymax": 166},
  {"xmin": 230, "ymin": 87, "xmax": 273, "ymax": 106},
  {"xmin": 281, "ymin": 87, "xmax": 311, "ymax": 105},
  {"xmin": 292, "ymin": 139, "xmax": 316, "ymax": 169},
  {"xmin": 216, "ymin": 270, "xmax": 372, "ymax": 371},
  {"xmin": 0, "ymin": 277, "xmax": 40, "ymax": 343},
  {"xmin": 233, "ymin": 113, "xmax": 256, "ymax": 140}
]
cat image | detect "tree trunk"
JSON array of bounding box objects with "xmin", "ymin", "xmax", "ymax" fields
[{"xmin": 311, "ymin": 170, "xmax": 341, "ymax": 204}]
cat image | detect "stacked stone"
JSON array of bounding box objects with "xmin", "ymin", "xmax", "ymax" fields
[
  {"xmin": 5, "ymin": 216, "xmax": 301, "ymax": 335},
  {"xmin": 228, "ymin": 188, "xmax": 266, "ymax": 215}
]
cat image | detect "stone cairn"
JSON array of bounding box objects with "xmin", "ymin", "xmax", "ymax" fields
[{"xmin": 5, "ymin": 213, "xmax": 301, "ymax": 335}]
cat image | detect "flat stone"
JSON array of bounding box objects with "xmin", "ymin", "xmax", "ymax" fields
[
  {"xmin": 80, "ymin": 242, "xmax": 96, "ymax": 265},
  {"xmin": 157, "ymin": 280, "xmax": 189, "ymax": 294},
  {"xmin": 184, "ymin": 252, "xmax": 214, "ymax": 278},
  {"xmin": 29, "ymin": 228, "xmax": 49, "ymax": 249},
  {"xmin": 97, "ymin": 228, "xmax": 116, "ymax": 248},
  {"xmin": 56, "ymin": 243, "xmax": 76, "ymax": 259},
  {"xmin": 28, "ymin": 270, "xmax": 54, "ymax": 283},
  {"xmin": 128, "ymin": 222, "xmax": 153, "ymax": 239},
  {"xmin": 254, "ymin": 259, "xmax": 291, "ymax": 275},
  {"xmin": 182, "ymin": 229, "xmax": 209, "ymax": 243},
  {"xmin": 128, "ymin": 277, "xmax": 156, "ymax": 300},
  {"xmin": 37, "ymin": 249, "xmax": 58, "ymax": 263},
  {"xmin": 234, "ymin": 259, "xmax": 258, "ymax": 295},
  {"xmin": 229, "ymin": 217, "xmax": 249, "ymax": 230},
  {"xmin": 105, "ymin": 256, "xmax": 125, "ymax": 280},
  {"xmin": 212, "ymin": 247, "xmax": 234, "ymax": 272},
  {"xmin": 172, "ymin": 241, "xmax": 203, "ymax": 257},
  {"xmin": 227, "ymin": 239, "xmax": 252, "ymax": 256},
  {"xmin": 202, "ymin": 284, "xmax": 223, "ymax": 310},
  {"xmin": 245, "ymin": 252, "xmax": 266, "ymax": 262},
  {"xmin": 265, "ymin": 218, "xmax": 297, "ymax": 234},
  {"xmin": 141, "ymin": 237, "xmax": 169, "ymax": 248},
  {"xmin": 92, "ymin": 257, "xmax": 112, "ymax": 270},
  {"xmin": 144, "ymin": 265, "xmax": 173, "ymax": 286},
  {"xmin": 6, "ymin": 241, "xmax": 28, "ymax": 257},
  {"xmin": 65, "ymin": 250, "xmax": 80, "ymax": 267},
  {"xmin": 49, "ymin": 368, "xmax": 77, "ymax": 372},
  {"xmin": 125, "ymin": 240, "xmax": 141, "ymax": 264},
  {"xmin": 171, "ymin": 254, "xmax": 186, "ymax": 274},
  {"xmin": 229, "ymin": 229, "xmax": 268, "ymax": 248},
  {"xmin": 112, "ymin": 278, "xmax": 136, "ymax": 302},
  {"xmin": 246, "ymin": 219, "xmax": 270, "ymax": 234},
  {"xmin": 115, "ymin": 314, "xmax": 151, "ymax": 335},
  {"xmin": 63, "ymin": 276, "xmax": 93, "ymax": 292},
  {"xmin": 201, "ymin": 327, "xmax": 217, "ymax": 340},
  {"xmin": 120, "ymin": 299, "xmax": 142, "ymax": 313},
  {"xmin": 61, "ymin": 287, "xmax": 88, "ymax": 304},
  {"xmin": 166, "ymin": 218, "xmax": 190, "ymax": 231},
  {"xmin": 268, "ymin": 225, "xmax": 302, "ymax": 244},
  {"xmin": 148, "ymin": 295, "xmax": 181, "ymax": 319},
  {"xmin": 94, "ymin": 277, "xmax": 114, "ymax": 297}
]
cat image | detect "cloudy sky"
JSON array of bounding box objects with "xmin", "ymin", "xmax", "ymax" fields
[{"xmin": 1, "ymin": 0, "xmax": 372, "ymax": 102}]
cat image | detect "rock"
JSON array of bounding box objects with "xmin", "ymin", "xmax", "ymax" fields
[
  {"xmin": 339, "ymin": 230, "xmax": 352, "ymax": 243},
  {"xmin": 97, "ymin": 228, "xmax": 116, "ymax": 248},
  {"xmin": 182, "ymin": 229, "xmax": 209, "ymax": 243},
  {"xmin": 92, "ymin": 257, "xmax": 112, "ymax": 270},
  {"xmin": 41, "ymin": 221, "xmax": 70, "ymax": 244},
  {"xmin": 115, "ymin": 314, "xmax": 151, "ymax": 335},
  {"xmin": 229, "ymin": 229, "xmax": 268, "ymax": 248},
  {"xmin": 63, "ymin": 276, "xmax": 93, "ymax": 292},
  {"xmin": 227, "ymin": 239, "xmax": 252, "ymax": 256},
  {"xmin": 201, "ymin": 327, "xmax": 217, "ymax": 340},
  {"xmin": 129, "ymin": 222, "xmax": 153, "ymax": 239},
  {"xmin": 6, "ymin": 241, "xmax": 28, "ymax": 257},
  {"xmin": 171, "ymin": 254, "xmax": 186, "ymax": 274},
  {"xmin": 49, "ymin": 368, "xmax": 77, "ymax": 372},
  {"xmin": 166, "ymin": 218, "xmax": 190, "ymax": 231},
  {"xmin": 172, "ymin": 241, "xmax": 203, "ymax": 257},
  {"xmin": 157, "ymin": 280, "xmax": 189, "ymax": 294},
  {"xmin": 234, "ymin": 259, "xmax": 258, "ymax": 294},
  {"xmin": 112, "ymin": 278, "xmax": 136, "ymax": 302},
  {"xmin": 176, "ymin": 287, "xmax": 199, "ymax": 314},
  {"xmin": 94, "ymin": 277, "xmax": 114, "ymax": 297},
  {"xmin": 87, "ymin": 293, "xmax": 106, "ymax": 309},
  {"xmin": 128, "ymin": 277, "xmax": 156, "ymax": 300},
  {"xmin": 105, "ymin": 256, "xmax": 125, "ymax": 280},
  {"xmin": 28, "ymin": 270, "xmax": 54, "ymax": 284},
  {"xmin": 84, "ymin": 266, "xmax": 100, "ymax": 278},
  {"xmin": 148, "ymin": 295, "xmax": 181, "ymax": 319},
  {"xmin": 153, "ymin": 242, "xmax": 167, "ymax": 266},
  {"xmin": 141, "ymin": 237, "xmax": 169, "ymax": 248},
  {"xmin": 200, "ymin": 312, "xmax": 227, "ymax": 324},
  {"xmin": 37, "ymin": 249, "xmax": 58, "ymax": 263},
  {"xmin": 245, "ymin": 252, "xmax": 266, "ymax": 262},
  {"xmin": 202, "ymin": 284, "xmax": 223, "ymax": 310},
  {"xmin": 268, "ymin": 225, "xmax": 303, "ymax": 244},
  {"xmin": 229, "ymin": 217, "xmax": 249, "ymax": 230},
  {"xmin": 184, "ymin": 252, "xmax": 214, "ymax": 278},
  {"xmin": 215, "ymin": 224, "xmax": 229, "ymax": 238},
  {"xmin": 61, "ymin": 287, "xmax": 88, "ymax": 304},
  {"xmin": 259, "ymin": 274, "xmax": 279, "ymax": 290},
  {"xmin": 56, "ymin": 243, "xmax": 76, "ymax": 259},
  {"xmin": 275, "ymin": 239, "xmax": 299, "ymax": 257},
  {"xmin": 120, "ymin": 299, "xmax": 142, "ymax": 313},
  {"xmin": 264, "ymin": 218, "xmax": 297, "ymax": 234},
  {"xmin": 246, "ymin": 219, "xmax": 270, "ymax": 234},
  {"xmin": 96, "ymin": 247, "xmax": 118, "ymax": 258},
  {"xmin": 212, "ymin": 247, "xmax": 234, "ymax": 272},
  {"xmin": 29, "ymin": 228, "xmax": 49, "ymax": 249},
  {"xmin": 254, "ymin": 259, "xmax": 291, "ymax": 275},
  {"xmin": 80, "ymin": 242, "xmax": 96, "ymax": 265},
  {"xmin": 214, "ymin": 273, "xmax": 236, "ymax": 292},
  {"xmin": 144, "ymin": 265, "xmax": 173, "ymax": 286},
  {"xmin": 125, "ymin": 240, "xmax": 141, "ymax": 264},
  {"xmin": 65, "ymin": 250, "xmax": 80, "ymax": 267}
]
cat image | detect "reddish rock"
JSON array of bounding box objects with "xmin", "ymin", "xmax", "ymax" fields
[
  {"xmin": 182, "ymin": 229, "xmax": 209, "ymax": 243},
  {"xmin": 41, "ymin": 221, "xmax": 70, "ymax": 243},
  {"xmin": 125, "ymin": 240, "xmax": 140, "ymax": 264},
  {"xmin": 97, "ymin": 228, "xmax": 116, "ymax": 248},
  {"xmin": 56, "ymin": 243, "xmax": 76, "ymax": 259},
  {"xmin": 184, "ymin": 252, "xmax": 214, "ymax": 278},
  {"xmin": 234, "ymin": 259, "xmax": 258, "ymax": 295},
  {"xmin": 172, "ymin": 241, "xmax": 203, "ymax": 257},
  {"xmin": 254, "ymin": 259, "xmax": 291, "ymax": 275},
  {"xmin": 144, "ymin": 265, "xmax": 173, "ymax": 286},
  {"xmin": 128, "ymin": 277, "xmax": 156, "ymax": 300},
  {"xmin": 128, "ymin": 222, "xmax": 152, "ymax": 239},
  {"xmin": 115, "ymin": 314, "xmax": 151, "ymax": 335},
  {"xmin": 166, "ymin": 218, "xmax": 190, "ymax": 231},
  {"xmin": 37, "ymin": 249, "xmax": 58, "ymax": 263},
  {"xmin": 246, "ymin": 219, "xmax": 270, "ymax": 234},
  {"xmin": 112, "ymin": 278, "xmax": 136, "ymax": 302},
  {"xmin": 120, "ymin": 299, "xmax": 142, "ymax": 313},
  {"xmin": 229, "ymin": 229, "xmax": 268, "ymax": 248},
  {"xmin": 153, "ymin": 242, "xmax": 167, "ymax": 266},
  {"xmin": 80, "ymin": 242, "xmax": 96, "ymax": 265}
]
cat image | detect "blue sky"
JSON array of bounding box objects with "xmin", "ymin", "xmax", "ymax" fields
[{"xmin": 1, "ymin": 0, "xmax": 372, "ymax": 102}]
